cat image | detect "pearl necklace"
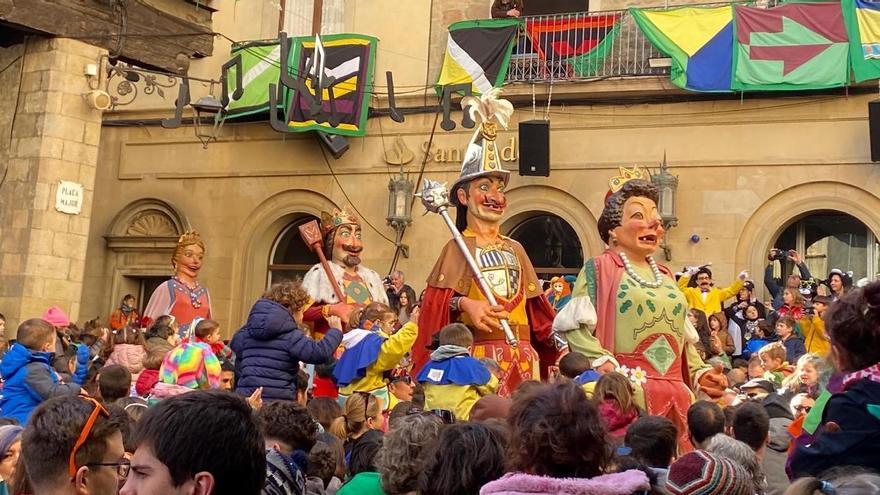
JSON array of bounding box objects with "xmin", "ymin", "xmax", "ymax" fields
[{"xmin": 619, "ymin": 252, "xmax": 664, "ymax": 289}]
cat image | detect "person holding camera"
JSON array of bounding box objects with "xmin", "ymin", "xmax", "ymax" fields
[{"xmin": 764, "ymin": 249, "xmax": 813, "ymax": 311}]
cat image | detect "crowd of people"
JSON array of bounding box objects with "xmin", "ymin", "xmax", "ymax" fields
[
  {"xmin": 0, "ymin": 253, "xmax": 875, "ymax": 495},
  {"xmin": 1, "ymin": 91, "xmax": 879, "ymax": 495}
]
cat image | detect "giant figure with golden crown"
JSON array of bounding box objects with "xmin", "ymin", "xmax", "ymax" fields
[
  {"xmin": 302, "ymin": 208, "xmax": 389, "ymax": 337},
  {"xmin": 143, "ymin": 231, "xmax": 212, "ymax": 331},
  {"xmin": 553, "ymin": 167, "xmax": 727, "ymax": 449},
  {"xmin": 412, "ymin": 90, "xmax": 560, "ymax": 396}
]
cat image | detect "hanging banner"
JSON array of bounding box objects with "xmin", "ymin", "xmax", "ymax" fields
[
  {"xmin": 285, "ymin": 34, "xmax": 378, "ymax": 137},
  {"xmin": 223, "ymin": 40, "xmax": 282, "ymax": 118},
  {"xmin": 525, "ymin": 13, "xmax": 622, "ymax": 77}
]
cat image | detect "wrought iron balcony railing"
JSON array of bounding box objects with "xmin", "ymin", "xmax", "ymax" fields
[{"xmin": 505, "ymin": 9, "xmax": 670, "ymax": 83}]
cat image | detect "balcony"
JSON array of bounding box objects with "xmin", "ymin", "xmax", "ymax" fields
[{"xmin": 505, "ymin": 8, "xmax": 670, "ymax": 84}]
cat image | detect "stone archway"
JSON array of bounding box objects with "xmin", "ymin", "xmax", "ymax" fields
[
  {"xmin": 229, "ymin": 189, "xmax": 340, "ymax": 325},
  {"xmin": 734, "ymin": 181, "xmax": 880, "ymax": 288},
  {"xmin": 501, "ymin": 184, "xmax": 603, "ymax": 261},
  {"xmin": 103, "ymin": 198, "xmax": 190, "ymax": 313}
]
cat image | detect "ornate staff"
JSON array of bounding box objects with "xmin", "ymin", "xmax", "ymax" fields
[
  {"xmin": 417, "ymin": 179, "xmax": 518, "ymax": 347},
  {"xmin": 298, "ymin": 220, "xmax": 347, "ymax": 303}
]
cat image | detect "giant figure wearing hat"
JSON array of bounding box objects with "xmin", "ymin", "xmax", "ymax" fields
[
  {"xmin": 302, "ymin": 208, "xmax": 389, "ymax": 337},
  {"xmin": 143, "ymin": 231, "xmax": 212, "ymax": 332},
  {"xmin": 553, "ymin": 168, "xmax": 728, "ymax": 449},
  {"xmin": 412, "ymin": 90, "xmax": 559, "ymax": 396}
]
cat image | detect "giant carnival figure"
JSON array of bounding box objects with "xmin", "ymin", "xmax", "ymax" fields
[
  {"xmin": 553, "ymin": 167, "xmax": 728, "ymax": 449},
  {"xmin": 302, "ymin": 208, "xmax": 389, "ymax": 337},
  {"xmin": 412, "ymin": 90, "xmax": 560, "ymax": 396},
  {"xmin": 143, "ymin": 231, "xmax": 212, "ymax": 332}
]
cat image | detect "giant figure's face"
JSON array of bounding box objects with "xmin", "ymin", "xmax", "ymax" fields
[
  {"xmin": 611, "ymin": 196, "xmax": 664, "ymax": 260},
  {"xmin": 332, "ymin": 224, "xmax": 363, "ymax": 268},
  {"xmin": 173, "ymin": 243, "xmax": 204, "ymax": 279},
  {"xmin": 457, "ymin": 176, "xmax": 507, "ymax": 224}
]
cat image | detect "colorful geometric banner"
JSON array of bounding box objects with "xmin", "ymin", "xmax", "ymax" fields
[
  {"xmin": 525, "ymin": 14, "xmax": 621, "ymax": 77},
  {"xmin": 631, "ymin": 6, "xmax": 733, "ymax": 92},
  {"xmin": 733, "ymin": 3, "xmax": 849, "ymax": 91},
  {"xmin": 436, "ymin": 18, "xmax": 520, "ymax": 95},
  {"xmin": 222, "ymin": 41, "xmax": 282, "ymax": 118},
  {"xmin": 843, "ymin": 0, "xmax": 880, "ymax": 82},
  {"xmin": 285, "ymin": 34, "xmax": 377, "ymax": 136}
]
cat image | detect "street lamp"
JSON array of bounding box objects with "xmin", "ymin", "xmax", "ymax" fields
[
  {"xmin": 386, "ymin": 172, "xmax": 414, "ymax": 257},
  {"xmin": 650, "ymin": 152, "xmax": 679, "ymax": 261},
  {"xmin": 191, "ymin": 94, "xmax": 225, "ymax": 149}
]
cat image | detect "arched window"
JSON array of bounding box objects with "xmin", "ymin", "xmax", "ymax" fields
[
  {"xmin": 773, "ymin": 211, "xmax": 879, "ymax": 283},
  {"xmin": 506, "ymin": 213, "xmax": 584, "ymax": 281},
  {"xmin": 268, "ymin": 215, "xmax": 320, "ymax": 286}
]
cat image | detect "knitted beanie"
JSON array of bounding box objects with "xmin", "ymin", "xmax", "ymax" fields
[
  {"xmin": 42, "ymin": 306, "xmax": 71, "ymax": 328},
  {"xmin": 159, "ymin": 342, "xmax": 220, "ymax": 390},
  {"xmin": 666, "ymin": 450, "xmax": 751, "ymax": 495}
]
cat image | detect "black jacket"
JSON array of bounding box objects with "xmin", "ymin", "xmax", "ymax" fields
[{"xmin": 790, "ymin": 378, "xmax": 880, "ymax": 477}]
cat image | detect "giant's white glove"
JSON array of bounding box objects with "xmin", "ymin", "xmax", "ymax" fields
[{"xmin": 738, "ymin": 270, "xmax": 749, "ymax": 281}]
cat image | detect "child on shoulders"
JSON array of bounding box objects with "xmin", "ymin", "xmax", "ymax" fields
[
  {"xmin": 334, "ymin": 303, "xmax": 420, "ymax": 411},
  {"xmin": 192, "ymin": 318, "xmax": 234, "ymax": 362},
  {"xmin": 417, "ymin": 323, "xmax": 498, "ymax": 421},
  {"xmin": 0, "ymin": 319, "xmax": 80, "ymax": 424}
]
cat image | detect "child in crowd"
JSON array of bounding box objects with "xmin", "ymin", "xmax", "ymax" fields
[
  {"xmin": 97, "ymin": 364, "xmax": 132, "ymax": 404},
  {"xmin": 743, "ymin": 320, "xmax": 773, "ymax": 360},
  {"xmin": 79, "ymin": 317, "xmax": 109, "ymax": 360},
  {"xmin": 594, "ymin": 371, "xmax": 640, "ymax": 441},
  {"xmin": 776, "ymin": 315, "xmax": 806, "ymax": 364},
  {"xmin": 193, "ymin": 318, "xmax": 234, "ymax": 362},
  {"xmin": 104, "ymin": 325, "xmax": 146, "ymax": 381},
  {"xmin": 153, "ymin": 339, "xmax": 221, "ymax": 399},
  {"xmin": 558, "ymin": 351, "xmax": 590, "ymax": 379},
  {"xmin": 561, "ymin": 352, "xmax": 600, "ymax": 397},
  {"xmin": 783, "ymin": 353, "xmax": 825, "ymax": 398},
  {"xmin": 759, "ymin": 341, "xmax": 794, "ymax": 388},
  {"xmin": 144, "ymin": 315, "xmax": 180, "ymax": 357},
  {"xmin": 417, "ymin": 323, "xmax": 498, "ymax": 421},
  {"xmin": 307, "ymin": 436, "xmax": 345, "ymax": 495},
  {"xmin": 747, "ymin": 354, "xmax": 765, "ymax": 380},
  {"xmin": 51, "ymin": 345, "xmax": 77, "ymax": 384},
  {"xmin": 334, "ymin": 303, "xmax": 419, "ymax": 411},
  {"xmin": 708, "ymin": 312, "xmax": 735, "ymax": 365},
  {"xmin": 791, "ymin": 281, "xmax": 880, "ymax": 476},
  {"xmin": 135, "ymin": 348, "xmax": 164, "ymax": 397},
  {"xmin": 0, "ymin": 319, "xmax": 81, "ymax": 424},
  {"xmin": 802, "ymin": 295, "xmax": 831, "ymax": 356}
]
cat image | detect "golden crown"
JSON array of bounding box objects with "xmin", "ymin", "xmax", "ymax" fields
[
  {"xmin": 320, "ymin": 207, "xmax": 359, "ymax": 236},
  {"xmin": 608, "ymin": 166, "xmax": 649, "ymax": 194}
]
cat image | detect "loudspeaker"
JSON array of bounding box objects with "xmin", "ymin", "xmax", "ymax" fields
[
  {"xmin": 870, "ymin": 99, "xmax": 880, "ymax": 162},
  {"xmin": 316, "ymin": 131, "xmax": 350, "ymax": 159},
  {"xmin": 518, "ymin": 120, "xmax": 550, "ymax": 176}
]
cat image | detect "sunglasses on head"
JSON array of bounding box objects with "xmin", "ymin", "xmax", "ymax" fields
[{"xmin": 68, "ymin": 397, "xmax": 130, "ymax": 479}]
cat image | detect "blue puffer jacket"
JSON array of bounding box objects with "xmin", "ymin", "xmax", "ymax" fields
[
  {"xmin": 231, "ymin": 299, "xmax": 342, "ymax": 401},
  {"xmin": 0, "ymin": 343, "xmax": 81, "ymax": 424}
]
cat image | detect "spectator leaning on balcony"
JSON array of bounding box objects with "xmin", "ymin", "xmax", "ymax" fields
[
  {"xmin": 765, "ymin": 249, "xmax": 813, "ymax": 310},
  {"xmin": 678, "ymin": 264, "xmax": 747, "ymax": 315},
  {"xmin": 491, "ymin": 0, "xmax": 522, "ymax": 18}
]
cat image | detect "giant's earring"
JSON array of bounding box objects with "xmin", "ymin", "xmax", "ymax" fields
[{"xmin": 609, "ymin": 233, "xmax": 618, "ymax": 245}]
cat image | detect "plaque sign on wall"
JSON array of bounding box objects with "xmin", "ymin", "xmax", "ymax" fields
[{"xmin": 55, "ymin": 180, "xmax": 84, "ymax": 215}]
